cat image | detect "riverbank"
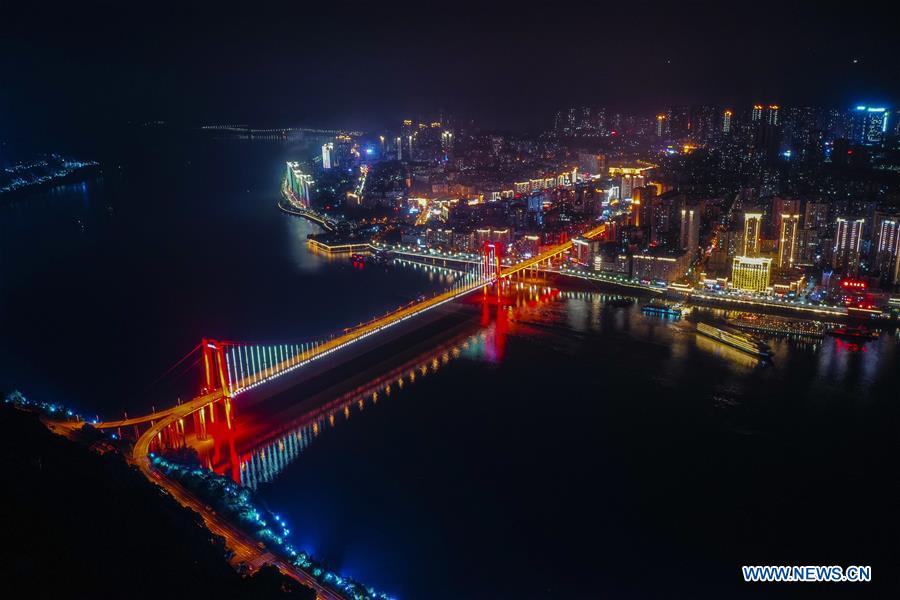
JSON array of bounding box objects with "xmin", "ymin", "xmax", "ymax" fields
[
  {"xmin": 0, "ymin": 404, "xmax": 315, "ymax": 599},
  {"xmin": 0, "ymin": 163, "xmax": 100, "ymax": 205}
]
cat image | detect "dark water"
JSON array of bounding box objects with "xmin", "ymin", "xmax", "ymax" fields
[{"xmin": 2, "ymin": 140, "xmax": 897, "ymax": 598}]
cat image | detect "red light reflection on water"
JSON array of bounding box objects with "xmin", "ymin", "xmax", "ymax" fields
[{"xmin": 834, "ymin": 338, "xmax": 867, "ymax": 353}]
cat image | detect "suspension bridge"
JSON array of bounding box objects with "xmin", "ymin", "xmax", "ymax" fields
[
  {"xmin": 90, "ymin": 223, "xmax": 605, "ymax": 444},
  {"xmin": 62, "ymin": 223, "xmax": 603, "ymax": 598}
]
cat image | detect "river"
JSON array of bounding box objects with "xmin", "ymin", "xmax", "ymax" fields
[{"xmin": 1, "ymin": 136, "xmax": 896, "ymax": 598}]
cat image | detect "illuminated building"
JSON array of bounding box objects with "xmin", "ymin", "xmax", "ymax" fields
[
  {"xmin": 731, "ymin": 256, "xmax": 772, "ymax": 293},
  {"xmin": 572, "ymin": 237, "xmax": 600, "ymax": 267},
  {"xmin": 752, "ymin": 104, "xmax": 779, "ymax": 125},
  {"xmin": 441, "ymin": 130, "xmax": 453, "ymax": 154},
  {"xmin": 752, "ymin": 104, "xmax": 781, "ymax": 159},
  {"xmin": 722, "ymin": 109, "xmax": 732, "ymax": 133},
  {"xmin": 655, "ymin": 114, "xmax": 666, "ymax": 137},
  {"xmin": 619, "ymin": 174, "xmax": 644, "ymax": 200},
  {"xmin": 679, "ymin": 206, "xmax": 699, "ymax": 253},
  {"xmin": 474, "ymin": 227, "xmax": 511, "ymax": 249},
  {"xmin": 778, "ymin": 214, "xmax": 800, "ymax": 268},
  {"xmin": 751, "ymin": 104, "xmax": 763, "ymax": 122},
  {"xmin": 578, "ymin": 152, "xmax": 606, "ymax": 175},
  {"xmin": 742, "ymin": 212, "xmax": 763, "ymax": 256},
  {"xmin": 321, "ymin": 142, "xmax": 333, "ymax": 170},
  {"xmin": 517, "ymin": 234, "xmax": 540, "ymax": 257},
  {"xmin": 851, "ymin": 106, "xmax": 889, "ymax": 145},
  {"xmin": 804, "ymin": 201, "xmax": 829, "ymax": 230},
  {"xmin": 594, "ymin": 244, "xmax": 632, "ymax": 275},
  {"xmin": 631, "ymin": 187, "xmax": 648, "ymax": 227},
  {"xmin": 649, "ymin": 193, "xmax": 677, "ymax": 244},
  {"xmin": 285, "ymin": 161, "xmax": 313, "ymax": 207},
  {"xmin": 833, "ymin": 217, "xmax": 865, "ymax": 273},
  {"xmin": 632, "ymin": 249, "xmax": 691, "ymax": 283},
  {"xmin": 607, "ymin": 162, "xmax": 654, "ymax": 177},
  {"xmin": 873, "ymin": 216, "xmax": 900, "ymax": 283},
  {"xmin": 772, "ymin": 197, "xmax": 800, "ymax": 237}
]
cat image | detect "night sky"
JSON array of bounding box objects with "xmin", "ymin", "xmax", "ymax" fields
[{"xmin": 2, "ymin": 1, "xmax": 898, "ymax": 140}]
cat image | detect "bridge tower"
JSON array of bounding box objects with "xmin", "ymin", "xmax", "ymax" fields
[
  {"xmin": 482, "ymin": 241, "xmax": 501, "ymax": 285},
  {"xmin": 199, "ymin": 338, "xmax": 235, "ymax": 437},
  {"xmin": 201, "ymin": 338, "xmax": 231, "ymax": 394}
]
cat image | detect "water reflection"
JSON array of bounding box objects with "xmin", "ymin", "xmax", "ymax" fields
[{"xmin": 693, "ymin": 333, "xmax": 763, "ymax": 371}]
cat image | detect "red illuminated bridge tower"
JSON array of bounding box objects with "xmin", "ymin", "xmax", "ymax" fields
[
  {"xmin": 198, "ymin": 338, "xmax": 235, "ymax": 438},
  {"xmin": 201, "ymin": 338, "xmax": 232, "ymax": 395}
]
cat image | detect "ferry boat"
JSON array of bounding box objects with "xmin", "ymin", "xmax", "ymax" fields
[
  {"xmin": 825, "ymin": 325, "xmax": 879, "ymax": 341},
  {"xmin": 641, "ymin": 299, "xmax": 684, "ymax": 318},
  {"xmin": 730, "ymin": 313, "xmax": 824, "ymax": 338},
  {"xmin": 696, "ymin": 322, "xmax": 772, "ymax": 358}
]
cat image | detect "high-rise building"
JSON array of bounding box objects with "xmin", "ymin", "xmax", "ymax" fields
[
  {"xmin": 285, "ymin": 161, "xmax": 313, "ymax": 208},
  {"xmin": 751, "ymin": 104, "xmax": 764, "ymax": 122},
  {"xmin": 655, "ymin": 114, "xmax": 667, "ymax": 137},
  {"xmin": 851, "ymin": 106, "xmax": 889, "ymax": 146},
  {"xmin": 804, "ymin": 201, "xmax": 829, "ymax": 230},
  {"xmin": 797, "ymin": 228, "xmax": 822, "ymax": 265},
  {"xmin": 732, "ymin": 256, "xmax": 772, "ymax": 292},
  {"xmin": 772, "ymin": 197, "xmax": 800, "ymax": 237},
  {"xmin": 679, "ymin": 206, "xmax": 700, "ymax": 254},
  {"xmin": 833, "ymin": 217, "xmax": 865, "ymax": 273},
  {"xmin": 722, "ymin": 109, "xmax": 732, "ymax": 134},
  {"xmin": 778, "ymin": 214, "xmax": 800, "ymax": 268},
  {"xmin": 321, "ymin": 142, "xmax": 333, "ymax": 170},
  {"xmin": 619, "ymin": 174, "xmax": 644, "ymax": 200},
  {"xmin": 752, "ymin": 104, "xmax": 781, "ymax": 159},
  {"xmin": 873, "ymin": 215, "xmax": 900, "ymax": 283},
  {"xmin": 649, "ymin": 196, "xmax": 671, "ymax": 244},
  {"xmin": 742, "ymin": 212, "xmax": 763, "ymax": 256}
]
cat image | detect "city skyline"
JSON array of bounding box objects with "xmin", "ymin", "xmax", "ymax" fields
[{"xmin": 2, "ymin": 1, "xmax": 899, "ymax": 144}]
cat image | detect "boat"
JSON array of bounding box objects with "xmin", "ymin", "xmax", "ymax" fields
[
  {"xmin": 730, "ymin": 313, "xmax": 825, "ymax": 338},
  {"xmin": 696, "ymin": 322, "xmax": 772, "ymax": 358},
  {"xmin": 641, "ymin": 299, "xmax": 683, "ymax": 318},
  {"xmin": 825, "ymin": 325, "xmax": 879, "ymax": 341}
]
